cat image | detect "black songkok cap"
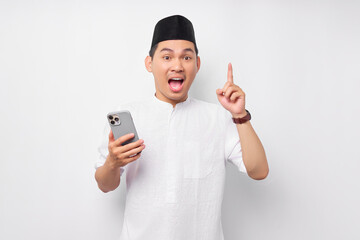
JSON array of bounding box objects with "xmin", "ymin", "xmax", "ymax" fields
[{"xmin": 150, "ymin": 15, "xmax": 198, "ymax": 53}]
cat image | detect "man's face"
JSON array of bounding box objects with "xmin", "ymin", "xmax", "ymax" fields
[{"xmin": 145, "ymin": 40, "xmax": 201, "ymax": 107}]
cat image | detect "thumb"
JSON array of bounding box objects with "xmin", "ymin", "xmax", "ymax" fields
[
  {"xmin": 216, "ymin": 89, "xmax": 223, "ymax": 95},
  {"xmin": 109, "ymin": 130, "xmax": 115, "ymax": 143}
]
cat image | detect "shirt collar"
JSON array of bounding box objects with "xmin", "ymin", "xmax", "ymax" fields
[{"xmin": 152, "ymin": 93, "xmax": 192, "ymax": 109}]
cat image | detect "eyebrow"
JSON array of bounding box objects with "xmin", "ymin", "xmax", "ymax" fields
[{"xmin": 159, "ymin": 48, "xmax": 195, "ymax": 54}]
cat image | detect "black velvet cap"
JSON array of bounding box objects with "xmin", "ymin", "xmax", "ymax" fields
[{"xmin": 150, "ymin": 15, "xmax": 198, "ymax": 53}]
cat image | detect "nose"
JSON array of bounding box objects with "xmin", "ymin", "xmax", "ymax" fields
[{"xmin": 171, "ymin": 58, "xmax": 184, "ymax": 72}]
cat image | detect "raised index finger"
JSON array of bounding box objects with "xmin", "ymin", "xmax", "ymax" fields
[{"xmin": 227, "ymin": 62, "xmax": 234, "ymax": 83}]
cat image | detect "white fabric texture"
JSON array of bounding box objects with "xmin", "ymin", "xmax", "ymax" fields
[{"xmin": 95, "ymin": 95, "xmax": 247, "ymax": 240}]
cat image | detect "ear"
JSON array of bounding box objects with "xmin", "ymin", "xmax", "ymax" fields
[
  {"xmin": 145, "ymin": 56, "xmax": 152, "ymax": 72},
  {"xmin": 196, "ymin": 56, "xmax": 201, "ymax": 72}
]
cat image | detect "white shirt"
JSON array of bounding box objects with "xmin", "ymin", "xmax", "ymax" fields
[{"xmin": 95, "ymin": 95, "xmax": 247, "ymax": 240}]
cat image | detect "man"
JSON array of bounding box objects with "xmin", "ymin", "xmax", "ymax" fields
[{"xmin": 95, "ymin": 15, "xmax": 268, "ymax": 240}]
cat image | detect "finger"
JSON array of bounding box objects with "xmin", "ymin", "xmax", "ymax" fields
[
  {"xmin": 227, "ymin": 63, "xmax": 233, "ymax": 83},
  {"xmin": 230, "ymin": 92, "xmax": 242, "ymax": 102},
  {"xmin": 124, "ymin": 144, "xmax": 146, "ymax": 158},
  {"xmin": 220, "ymin": 81, "xmax": 232, "ymax": 95},
  {"xmin": 224, "ymin": 86, "xmax": 238, "ymax": 99},
  {"xmin": 121, "ymin": 139, "xmax": 144, "ymax": 153},
  {"xmin": 114, "ymin": 133, "xmax": 135, "ymax": 146},
  {"xmin": 110, "ymin": 138, "xmax": 143, "ymax": 157},
  {"xmin": 125, "ymin": 153, "xmax": 142, "ymax": 164},
  {"xmin": 109, "ymin": 130, "xmax": 115, "ymax": 143}
]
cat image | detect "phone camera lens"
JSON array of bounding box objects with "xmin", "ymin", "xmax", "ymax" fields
[
  {"xmin": 111, "ymin": 120, "xmax": 115, "ymax": 125},
  {"xmin": 114, "ymin": 117, "xmax": 119, "ymax": 122},
  {"xmin": 108, "ymin": 115, "xmax": 113, "ymax": 120}
]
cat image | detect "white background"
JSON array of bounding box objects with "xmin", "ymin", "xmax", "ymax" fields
[{"xmin": 1, "ymin": 0, "xmax": 359, "ymax": 239}]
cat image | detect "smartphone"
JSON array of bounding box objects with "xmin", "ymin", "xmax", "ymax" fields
[{"xmin": 107, "ymin": 110, "xmax": 139, "ymax": 146}]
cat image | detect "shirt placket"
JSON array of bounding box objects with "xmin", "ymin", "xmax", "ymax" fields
[{"xmin": 165, "ymin": 106, "xmax": 181, "ymax": 203}]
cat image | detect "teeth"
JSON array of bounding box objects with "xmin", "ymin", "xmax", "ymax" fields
[{"xmin": 171, "ymin": 78, "xmax": 183, "ymax": 81}]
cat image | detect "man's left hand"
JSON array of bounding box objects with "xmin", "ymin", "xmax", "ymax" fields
[{"xmin": 216, "ymin": 63, "xmax": 247, "ymax": 118}]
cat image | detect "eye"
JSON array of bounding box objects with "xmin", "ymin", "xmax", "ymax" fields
[
  {"xmin": 163, "ymin": 56, "xmax": 170, "ymax": 60},
  {"xmin": 184, "ymin": 56, "xmax": 191, "ymax": 60}
]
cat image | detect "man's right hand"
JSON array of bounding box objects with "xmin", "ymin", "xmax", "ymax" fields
[{"xmin": 105, "ymin": 131, "xmax": 145, "ymax": 170}]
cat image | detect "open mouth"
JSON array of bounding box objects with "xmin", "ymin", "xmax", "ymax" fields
[{"xmin": 168, "ymin": 77, "xmax": 184, "ymax": 92}]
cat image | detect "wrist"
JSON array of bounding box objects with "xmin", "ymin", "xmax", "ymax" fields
[
  {"xmin": 104, "ymin": 156, "xmax": 118, "ymax": 172},
  {"xmin": 231, "ymin": 111, "xmax": 247, "ymax": 118},
  {"xmin": 232, "ymin": 109, "xmax": 251, "ymax": 124}
]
